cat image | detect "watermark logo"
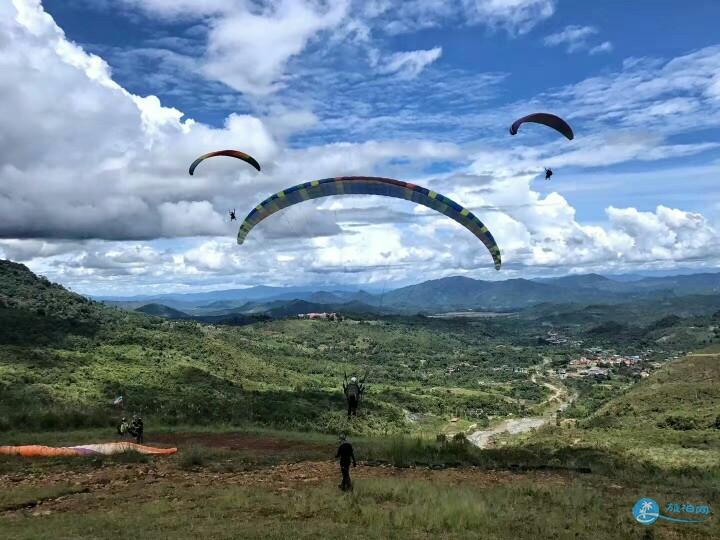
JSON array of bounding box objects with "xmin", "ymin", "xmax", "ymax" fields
[
  {"xmin": 632, "ymin": 498, "xmax": 660, "ymax": 525},
  {"xmin": 632, "ymin": 498, "xmax": 711, "ymax": 525}
]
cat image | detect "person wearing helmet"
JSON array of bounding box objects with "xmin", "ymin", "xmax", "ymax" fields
[
  {"xmin": 335, "ymin": 434, "xmax": 356, "ymax": 491},
  {"xmin": 117, "ymin": 417, "xmax": 129, "ymax": 438},
  {"xmin": 343, "ymin": 375, "xmax": 364, "ymax": 419}
]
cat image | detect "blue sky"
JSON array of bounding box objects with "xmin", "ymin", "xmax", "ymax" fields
[{"xmin": 2, "ymin": 0, "xmax": 720, "ymax": 294}]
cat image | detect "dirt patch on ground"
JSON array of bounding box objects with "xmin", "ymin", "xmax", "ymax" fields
[
  {"xmin": 148, "ymin": 432, "xmax": 330, "ymax": 453},
  {"xmin": 1, "ymin": 459, "xmax": 572, "ymax": 516}
]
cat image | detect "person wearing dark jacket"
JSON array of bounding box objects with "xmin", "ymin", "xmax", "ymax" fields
[
  {"xmin": 129, "ymin": 416, "xmax": 144, "ymax": 444},
  {"xmin": 336, "ymin": 434, "xmax": 356, "ymax": 491}
]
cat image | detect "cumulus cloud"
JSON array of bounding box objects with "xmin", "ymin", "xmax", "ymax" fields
[
  {"xmin": 104, "ymin": 0, "xmax": 557, "ymax": 101},
  {"xmin": 202, "ymin": 0, "xmax": 350, "ymax": 95},
  {"xmin": 3, "ymin": 1, "xmax": 450, "ymax": 243},
  {"xmin": 3, "ymin": 0, "xmax": 720, "ymax": 295}
]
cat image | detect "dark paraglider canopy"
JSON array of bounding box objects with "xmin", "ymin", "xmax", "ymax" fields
[
  {"xmin": 188, "ymin": 150, "xmax": 261, "ymax": 175},
  {"xmin": 509, "ymin": 113, "xmax": 574, "ymax": 140}
]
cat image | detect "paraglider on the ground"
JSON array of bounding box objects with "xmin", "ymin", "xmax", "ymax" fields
[
  {"xmin": 237, "ymin": 176, "xmax": 502, "ymax": 270},
  {"xmin": 188, "ymin": 150, "xmax": 261, "ymax": 175},
  {"xmin": 509, "ymin": 113, "xmax": 574, "ymax": 140},
  {"xmin": 343, "ymin": 372, "xmax": 366, "ymax": 419},
  {"xmin": 0, "ymin": 442, "xmax": 176, "ymax": 457},
  {"xmin": 544, "ymin": 167, "xmax": 553, "ymax": 181}
]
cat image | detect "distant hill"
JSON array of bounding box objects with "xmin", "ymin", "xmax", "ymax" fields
[
  {"xmin": 135, "ymin": 303, "xmax": 189, "ymax": 319},
  {"xmin": 525, "ymin": 294, "xmax": 720, "ymax": 326},
  {"xmin": 0, "ymin": 259, "xmax": 121, "ymax": 346},
  {"xmin": 0, "ymin": 259, "xmax": 94, "ymax": 314},
  {"xmin": 381, "ymin": 275, "xmax": 629, "ymax": 312},
  {"xmin": 95, "ymin": 271, "xmax": 720, "ymax": 317},
  {"xmin": 97, "ymin": 284, "xmax": 367, "ymax": 305}
]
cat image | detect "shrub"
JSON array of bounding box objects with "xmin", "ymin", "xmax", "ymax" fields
[{"xmin": 658, "ymin": 415, "xmax": 700, "ymax": 430}]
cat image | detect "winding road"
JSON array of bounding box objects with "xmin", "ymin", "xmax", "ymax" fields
[{"xmin": 468, "ymin": 374, "xmax": 575, "ymax": 449}]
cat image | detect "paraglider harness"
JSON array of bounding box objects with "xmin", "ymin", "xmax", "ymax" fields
[
  {"xmin": 229, "ymin": 209, "xmax": 237, "ymax": 221},
  {"xmin": 117, "ymin": 418, "xmax": 130, "ymax": 438},
  {"xmin": 126, "ymin": 416, "xmax": 144, "ymax": 444},
  {"xmin": 544, "ymin": 167, "xmax": 553, "ymax": 181},
  {"xmin": 343, "ymin": 372, "xmax": 367, "ymax": 419}
]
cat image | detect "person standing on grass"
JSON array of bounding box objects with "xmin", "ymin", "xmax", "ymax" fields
[
  {"xmin": 336, "ymin": 434, "xmax": 356, "ymax": 491},
  {"xmin": 129, "ymin": 415, "xmax": 144, "ymax": 444},
  {"xmin": 117, "ymin": 417, "xmax": 129, "ymax": 438}
]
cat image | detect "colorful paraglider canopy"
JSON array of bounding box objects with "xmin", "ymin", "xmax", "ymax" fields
[
  {"xmin": 237, "ymin": 176, "xmax": 502, "ymax": 270},
  {"xmin": 509, "ymin": 113, "xmax": 574, "ymax": 140},
  {"xmin": 0, "ymin": 442, "xmax": 177, "ymax": 457},
  {"xmin": 188, "ymin": 150, "xmax": 261, "ymax": 175}
]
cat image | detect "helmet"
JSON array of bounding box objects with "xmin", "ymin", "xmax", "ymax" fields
[
  {"xmin": 350, "ymin": 377, "xmax": 357, "ymax": 383},
  {"xmin": 339, "ymin": 433, "xmax": 347, "ymax": 442}
]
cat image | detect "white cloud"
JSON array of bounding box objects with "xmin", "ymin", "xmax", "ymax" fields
[
  {"xmin": 377, "ymin": 47, "xmax": 442, "ymax": 79},
  {"xmin": 549, "ymin": 45, "xmax": 720, "ymax": 134},
  {"xmin": 112, "ymin": 0, "xmax": 554, "ymax": 99},
  {"xmin": 4, "ymin": 0, "xmax": 720, "ymax": 295},
  {"xmin": 359, "ymin": 0, "xmax": 556, "ymax": 36},
  {"xmin": 119, "ymin": 0, "xmax": 235, "ymax": 19},
  {"xmin": 202, "ymin": 0, "xmax": 350, "ymax": 95},
  {"xmin": 544, "ymin": 25, "xmax": 596, "ymax": 51},
  {"xmin": 543, "ymin": 25, "xmax": 612, "ymax": 55},
  {"xmin": 589, "ymin": 41, "xmax": 613, "ymax": 55},
  {"xmin": 463, "ymin": 0, "xmax": 556, "ymax": 35}
]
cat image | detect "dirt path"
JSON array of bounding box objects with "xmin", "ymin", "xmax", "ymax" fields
[
  {"xmin": 469, "ymin": 375, "xmax": 575, "ymax": 449},
  {"xmin": 467, "ymin": 417, "xmax": 547, "ymax": 448}
]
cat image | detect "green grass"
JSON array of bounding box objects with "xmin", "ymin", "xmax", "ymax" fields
[
  {"xmin": 1, "ymin": 474, "xmax": 717, "ymax": 539},
  {"xmin": 0, "ymin": 483, "xmax": 89, "ymax": 512}
]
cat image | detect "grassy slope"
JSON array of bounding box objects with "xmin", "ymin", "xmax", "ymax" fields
[
  {"xmin": 1, "ymin": 261, "xmax": 539, "ymax": 435},
  {"xmin": 1, "ymin": 433, "xmax": 717, "ymax": 539},
  {"xmin": 3, "ymin": 260, "xmax": 720, "ymax": 538}
]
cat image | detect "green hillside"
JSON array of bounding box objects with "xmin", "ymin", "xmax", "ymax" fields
[
  {"xmin": 0, "ymin": 261, "xmax": 540, "ymax": 434},
  {"xmin": 523, "ymin": 348, "xmax": 720, "ymax": 472},
  {"xmin": 588, "ymin": 349, "xmax": 720, "ymax": 431},
  {"xmin": 135, "ymin": 303, "xmax": 189, "ymax": 319}
]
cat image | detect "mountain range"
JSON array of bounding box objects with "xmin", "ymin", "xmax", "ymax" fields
[{"xmin": 92, "ymin": 271, "xmax": 720, "ymax": 321}]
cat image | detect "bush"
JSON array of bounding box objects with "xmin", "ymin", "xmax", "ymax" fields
[
  {"xmin": 658, "ymin": 415, "xmax": 700, "ymax": 431},
  {"xmin": 452, "ymin": 432, "xmax": 468, "ymax": 444}
]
